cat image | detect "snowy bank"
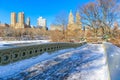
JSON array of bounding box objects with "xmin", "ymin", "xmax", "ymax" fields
[{"xmin": 104, "ymin": 42, "xmax": 120, "ymax": 80}]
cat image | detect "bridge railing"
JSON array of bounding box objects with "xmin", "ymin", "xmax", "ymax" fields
[{"xmin": 0, "ymin": 42, "xmax": 86, "ymax": 65}]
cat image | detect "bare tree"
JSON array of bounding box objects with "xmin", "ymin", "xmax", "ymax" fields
[
  {"xmin": 79, "ymin": 0, "xmax": 120, "ymax": 37},
  {"xmin": 52, "ymin": 11, "xmax": 68, "ymax": 34}
]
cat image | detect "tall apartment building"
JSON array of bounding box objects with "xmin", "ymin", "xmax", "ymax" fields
[
  {"xmin": 50, "ymin": 25, "xmax": 63, "ymax": 31},
  {"xmin": 11, "ymin": 12, "xmax": 17, "ymax": 27},
  {"xmin": 37, "ymin": 17, "xmax": 47, "ymax": 30},
  {"xmin": 18, "ymin": 12, "xmax": 24, "ymax": 26},
  {"xmin": 67, "ymin": 10, "xmax": 82, "ymax": 30},
  {"xmin": 68, "ymin": 10, "xmax": 74, "ymax": 25},
  {"xmin": 10, "ymin": 12, "xmax": 30, "ymax": 28},
  {"xmin": 26, "ymin": 17, "xmax": 30, "ymax": 26}
]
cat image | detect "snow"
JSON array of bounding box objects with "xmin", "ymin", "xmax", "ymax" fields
[
  {"xmin": 0, "ymin": 42, "xmax": 119, "ymax": 80},
  {"xmin": 0, "ymin": 40, "xmax": 50, "ymax": 50},
  {"xmin": 0, "ymin": 40, "xmax": 50, "ymax": 44},
  {"xmin": 0, "ymin": 40, "xmax": 50, "ymax": 47},
  {"xmin": 0, "ymin": 48, "xmax": 75, "ymax": 79},
  {"xmin": 104, "ymin": 42, "xmax": 120, "ymax": 80}
]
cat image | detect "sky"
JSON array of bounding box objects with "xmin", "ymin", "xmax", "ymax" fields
[{"xmin": 0, "ymin": 0, "xmax": 89, "ymax": 28}]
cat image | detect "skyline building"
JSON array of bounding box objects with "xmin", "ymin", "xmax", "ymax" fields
[
  {"xmin": 76, "ymin": 11, "xmax": 81, "ymax": 25},
  {"xmin": 15, "ymin": 12, "xmax": 25, "ymax": 28},
  {"xmin": 68, "ymin": 10, "xmax": 74, "ymax": 25},
  {"xmin": 67, "ymin": 10, "xmax": 82, "ymax": 30},
  {"xmin": 76, "ymin": 11, "xmax": 82, "ymax": 29},
  {"xmin": 67, "ymin": 10, "xmax": 82, "ymax": 36},
  {"xmin": 50, "ymin": 25, "xmax": 63, "ymax": 31},
  {"xmin": 10, "ymin": 12, "xmax": 31, "ymax": 28},
  {"xmin": 10, "ymin": 12, "xmax": 48, "ymax": 29},
  {"xmin": 26, "ymin": 17, "xmax": 30, "ymax": 26},
  {"xmin": 11, "ymin": 12, "xmax": 17, "ymax": 27},
  {"xmin": 37, "ymin": 17, "xmax": 47, "ymax": 30},
  {"xmin": 18, "ymin": 12, "xmax": 24, "ymax": 26}
]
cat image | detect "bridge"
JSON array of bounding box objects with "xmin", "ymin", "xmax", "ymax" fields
[
  {"xmin": 0, "ymin": 41, "xmax": 86, "ymax": 65},
  {"xmin": 0, "ymin": 41, "xmax": 120, "ymax": 80}
]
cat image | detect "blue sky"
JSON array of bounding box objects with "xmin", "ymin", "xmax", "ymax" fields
[{"xmin": 0, "ymin": 0, "xmax": 89, "ymax": 28}]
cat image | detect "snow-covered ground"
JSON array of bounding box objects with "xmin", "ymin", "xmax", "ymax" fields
[{"xmin": 0, "ymin": 42, "xmax": 119, "ymax": 80}]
